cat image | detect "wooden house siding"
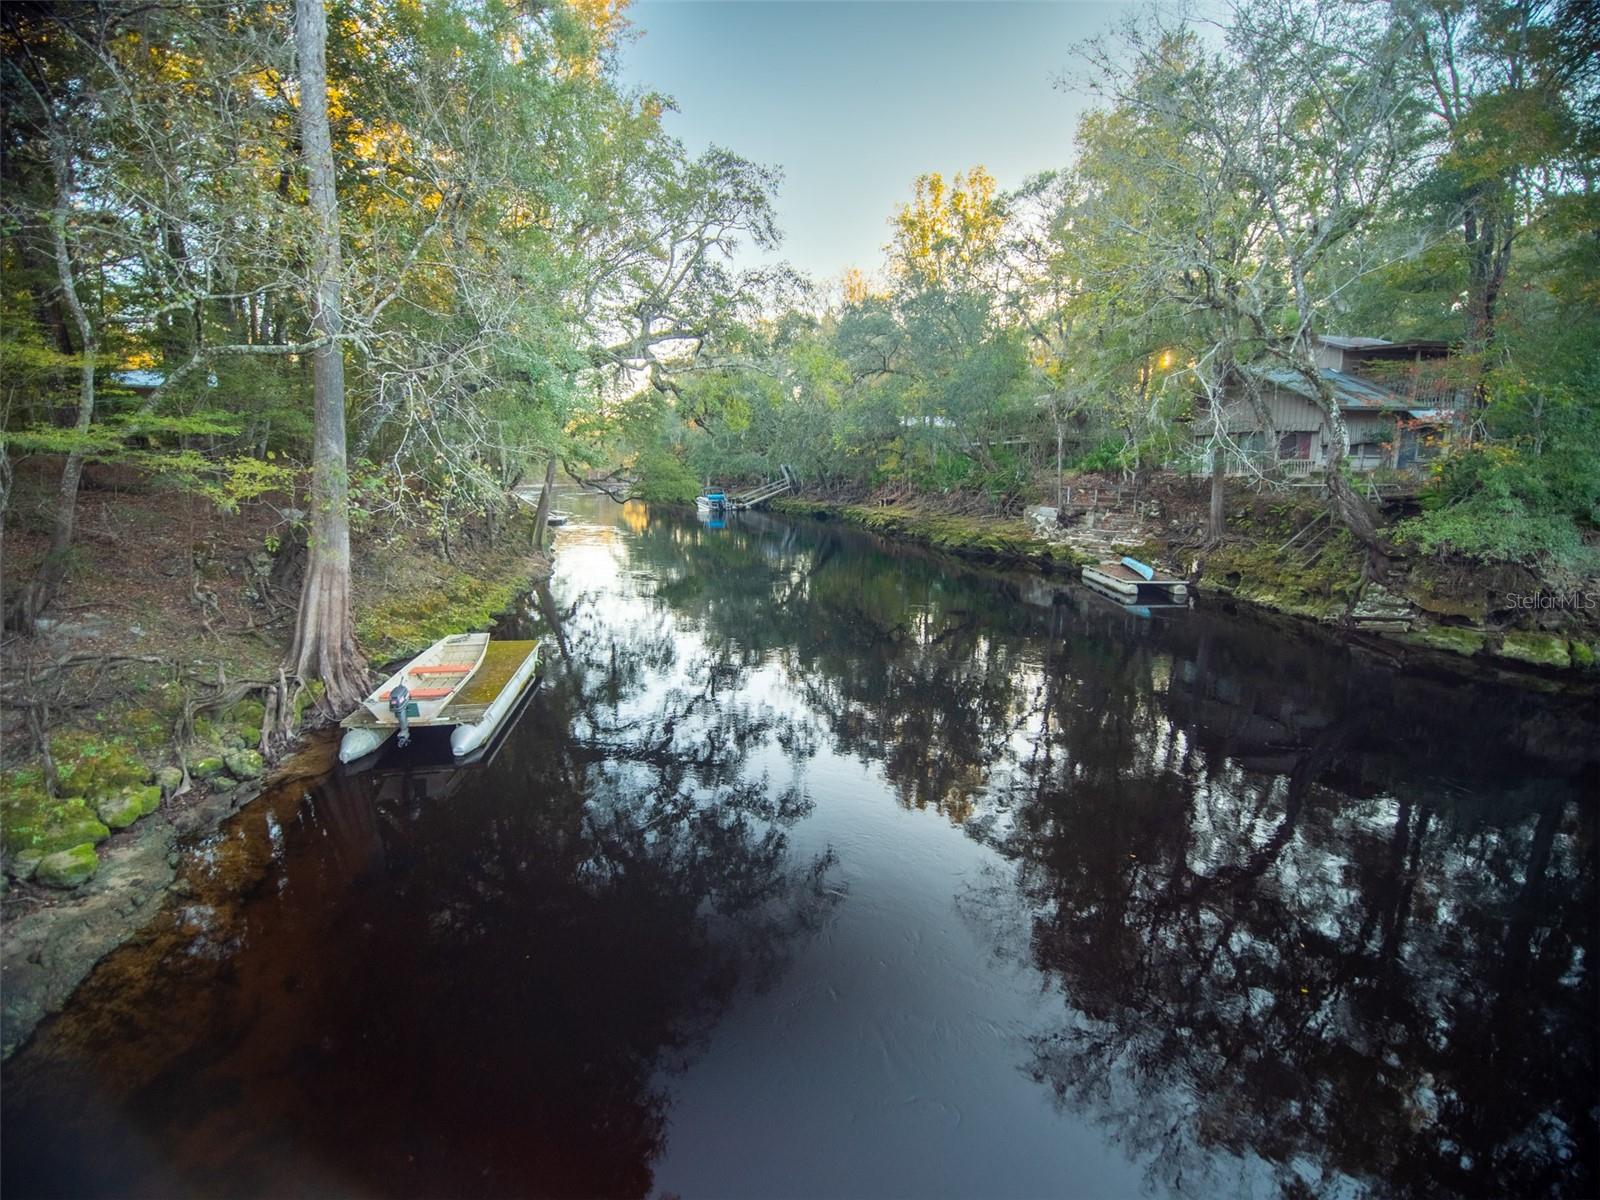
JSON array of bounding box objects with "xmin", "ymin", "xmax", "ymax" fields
[{"xmin": 1214, "ymin": 387, "xmax": 1327, "ymax": 438}]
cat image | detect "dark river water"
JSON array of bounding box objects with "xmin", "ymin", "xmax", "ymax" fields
[{"xmin": 4, "ymin": 495, "xmax": 1596, "ymax": 1199}]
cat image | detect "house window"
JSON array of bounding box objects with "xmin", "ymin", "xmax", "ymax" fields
[
  {"xmin": 1278, "ymin": 432, "xmax": 1312, "ymax": 460},
  {"xmin": 1350, "ymin": 442, "xmax": 1387, "ymax": 470}
]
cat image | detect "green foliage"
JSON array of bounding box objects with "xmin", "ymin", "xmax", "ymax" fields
[
  {"xmin": 1397, "ymin": 497, "xmax": 1594, "ymax": 569},
  {"xmin": 631, "ymin": 444, "xmax": 701, "ymax": 504},
  {"xmin": 140, "ymin": 452, "xmax": 298, "ymax": 512},
  {"xmin": 1398, "ymin": 432, "xmax": 1600, "ymax": 570},
  {"xmin": 1074, "ymin": 439, "xmax": 1132, "ymax": 473}
]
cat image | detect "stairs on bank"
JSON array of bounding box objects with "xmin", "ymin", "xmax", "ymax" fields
[{"xmin": 1040, "ymin": 485, "xmax": 1156, "ymax": 558}]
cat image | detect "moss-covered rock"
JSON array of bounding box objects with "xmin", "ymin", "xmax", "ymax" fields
[
  {"xmin": 130, "ymin": 783, "xmax": 162, "ymax": 816},
  {"xmin": 222, "ymin": 748, "xmax": 265, "ymax": 780},
  {"xmin": 1401, "ymin": 626, "xmax": 1487, "ymax": 657},
  {"xmin": 95, "ymin": 791, "xmax": 146, "ymax": 830},
  {"xmin": 10, "ymin": 851, "xmax": 44, "ymax": 881},
  {"xmin": 34, "ymin": 842, "xmax": 99, "ymax": 889},
  {"xmin": 1404, "ymin": 585, "xmax": 1486, "ymax": 620},
  {"xmin": 154, "ymin": 766, "xmax": 184, "ymax": 796},
  {"xmin": 1571, "ymin": 641, "xmax": 1597, "ymax": 670},
  {"xmin": 227, "ymin": 698, "xmax": 266, "ymax": 740},
  {"xmin": 2, "ymin": 795, "xmax": 112, "ymax": 858},
  {"xmin": 291, "ymin": 680, "xmax": 325, "ymax": 724},
  {"xmin": 192, "ymin": 756, "xmax": 228, "ymax": 780},
  {"xmin": 52, "ymin": 733, "xmax": 149, "ymax": 799},
  {"xmin": 1496, "ymin": 630, "xmax": 1571, "ymax": 669},
  {"xmin": 220, "ymin": 730, "xmax": 248, "ymax": 750}
]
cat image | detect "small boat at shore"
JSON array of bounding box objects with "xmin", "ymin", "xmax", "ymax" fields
[
  {"xmin": 1081, "ymin": 555, "xmax": 1189, "ymax": 600},
  {"xmin": 696, "ymin": 490, "xmax": 727, "ymax": 516},
  {"xmin": 339, "ymin": 636, "xmax": 541, "ymax": 765}
]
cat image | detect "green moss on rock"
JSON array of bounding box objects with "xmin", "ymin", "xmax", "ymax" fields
[
  {"xmin": 53, "ymin": 733, "xmax": 149, "ymax": 798},
  {"xmin": 357, "ymin": 567, "xmax": 532, "ymax": 662},
  {"xmin": 1571, "ymin": 641, "xmax": 1597, "ymax": 670},
  {"xmin": 223, "ymin": 748, "xmax": 265, "ymax": 780},
  {"xmin": 806, "ymin": 504, "xmax": 1084, "ymax": 568},
  {"xmin": 154, "ymin": 766, "xmax": 184, "ymax": 795},
  {"xmin": 291, "ymin": 680, "xmax": 325, "ymax": 723},
  {"xmin": 227, "ymin": 698, "xmax": 267, "ymax": 740},
  {"xmin": 1201, "ymin": 533, "xmax": 1362, "ymax": 622},
  {"xmin": 35, "ymin": 843, "xmax": 99, "ymax": 890},
  {"xmin": 1, "ymin": 794, "xmax": 112, "ymax": 858},
  {"xmin": 193, "ymin": 756, "xmax": 228, "ymax": 780},
  {"xmin": 1497, "ymin": 631, "xmax": 1571, "ymax": 669},
  {"xmin": 95, "ymin": 791, "xmax": 146, "ymax": 830},
  {"xmin": 1401, "ymin": 626, "xmax": 1488, "ymax": 657}
]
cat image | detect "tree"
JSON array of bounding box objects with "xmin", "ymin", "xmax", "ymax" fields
[
  {"xmin": 1063, "ymin": 3, "xmax": 1428, "ymax": 568},
  {"xmin": 2, "ymin": 1, "xmax": 316, "ymax": 629},
  {"xmin": 284, "ymin": 0, "xmax": 365, "ymax": 709},
  {"xmin": 887, "ymin": 166, "xmax": 1006, "ymax": 293},
  {"xmin": 7, "ymin": 117, "xmax": 97, "ymax": 631},
  {"xmin": 1397, "ymin": 0, "xmax": 1599, "ymax": 421}
]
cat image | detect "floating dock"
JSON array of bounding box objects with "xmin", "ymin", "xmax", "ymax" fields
[
  {"xmin": 340, "ymin": 639, "xmax": 541, "ymax": 763},
  {"xmin": 1081, "ymin": 557, "xmax": 1188, "ymax": 601}
]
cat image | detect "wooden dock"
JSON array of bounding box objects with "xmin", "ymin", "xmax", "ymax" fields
[{"xmin": 341, "ymin": 640, "xmax": 540, "ymax": 730}]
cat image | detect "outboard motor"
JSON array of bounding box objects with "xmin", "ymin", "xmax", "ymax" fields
[{"xmin": 389, "ymin": 682, "xmax": 412, "ymax": 748}]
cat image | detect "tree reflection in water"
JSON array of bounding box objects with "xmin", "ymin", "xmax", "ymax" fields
[
  {"xmin": 3, "ymin": 502, "xmax": 1593, "ymax": 1200},
  {"xmin": 627, "ymin": 506, "xmax": 1596, "ymax": 1199},
  {"xmin": 1, "ymin": 529, "xmax": 837, "ymax": 1200}
]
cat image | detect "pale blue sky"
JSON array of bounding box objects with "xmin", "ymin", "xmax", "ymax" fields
[{"xmin": 616, "ymin": 1, "xmax": 1138, "ymax": 289}]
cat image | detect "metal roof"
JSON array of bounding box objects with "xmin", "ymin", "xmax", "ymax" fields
[
  {"xmin": 1316, "ymin": 335, "xmax": 1392, "ymax": 349},
  {"xmin": 1254, "ymin": 367, "xmax": 1416, "ymax": 411}
]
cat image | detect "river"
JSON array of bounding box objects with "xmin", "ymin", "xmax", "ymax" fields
[{"xmin": 3, "ymin": 494, "xmax": 1595, "ymax": 1199}]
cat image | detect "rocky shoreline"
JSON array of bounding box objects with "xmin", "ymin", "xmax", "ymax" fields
[{"xmin": 1, "ymin": 771, "xmax": 267, "ymax": 1060}]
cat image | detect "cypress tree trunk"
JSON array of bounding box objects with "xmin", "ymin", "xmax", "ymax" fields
[
  {"xmin": 285, "ymin": 0, "xmax": 367, "ymax": 710},
  {"xmin": 1208, "ymin": 453, "xmax": 1225, "ymax": 547},
  {"xmin": 530, "ymin": 457, "xmax": 558, "ymax": 547}
]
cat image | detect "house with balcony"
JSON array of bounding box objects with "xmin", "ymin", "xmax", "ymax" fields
[{"xmin": 1195, "ymin": 336, "xmax": 1465, "ymax": 476}]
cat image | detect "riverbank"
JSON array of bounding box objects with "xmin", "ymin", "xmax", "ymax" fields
[
  {"xmin": 773, "ymin": 499, "xmax": 1086, "ymax": 571},
  {"xmin": 772, "ymin": 478, "xmax": 1599, "ymax": 691},
  {"xmin": 1, "ymin": 469, "xmax": 553, "ymax": 1058}
]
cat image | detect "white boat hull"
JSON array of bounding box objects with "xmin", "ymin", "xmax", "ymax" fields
[{"xmin": 338, "ymin": 727, "xmax": 394, "ymax": 764}]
